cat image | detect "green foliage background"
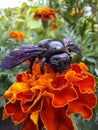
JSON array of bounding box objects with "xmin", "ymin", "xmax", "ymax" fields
[{"xmin": 0, "ymin": 0, "xmax": 98, "ymax": 129}]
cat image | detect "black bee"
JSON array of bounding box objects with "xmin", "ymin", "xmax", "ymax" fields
[{"xmin": 0, "ymin": 38, "xmax": 81, "ymax": 74}]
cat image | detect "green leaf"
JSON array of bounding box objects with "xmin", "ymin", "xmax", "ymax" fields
[
  {"xmin": 95, "ymin": 68, "xmax": 98, "ymax": 77},
  {"xmin": 87, "ymin": 57, "xmax": 96, "ymax": 64},
  {"xmin": 27, "ymin": 20, "xmax": 42, "ymax": 29}
]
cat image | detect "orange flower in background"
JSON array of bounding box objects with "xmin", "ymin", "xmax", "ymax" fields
[
  {"xmin": 9, "ymin": 30, "xmax": 24, "ymax": 41},
  {"xmin": 2, "ymin": 62, "xmax": 97, "ymax": 130},
  {"xmin": 33, "ymin": 7, "xmax": 56, "ymax": 21},
  {"xmin": 50, "ymin": 22, "xmax": 57, "ymax": 30}
]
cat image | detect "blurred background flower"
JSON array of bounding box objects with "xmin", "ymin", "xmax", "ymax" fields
[
  {"xmin": 33, "ymin": 7, "xmax": 56, "ymax": 21},
  {"xmin": 9, "ymin": 30, "xmax": 24, "ymax": 41},
  {"xmin": 71, "ymin": 9, "xmax": 80, "ymax": 16}
]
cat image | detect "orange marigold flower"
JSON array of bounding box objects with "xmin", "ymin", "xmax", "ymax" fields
[
  {"xmin": 2, "ymin": 62, "xmax": 97, "ymax": 130},
  {"xmin": 33, "ymin": 7, "xmax": 56, "ymax": 21},
  {"xmin": 50, "ymin": 22, "xmax": 57, "ymax": 30},
  {"xmin": 9, "ymin": 30, "xmax": 24, "ymax": 41}
]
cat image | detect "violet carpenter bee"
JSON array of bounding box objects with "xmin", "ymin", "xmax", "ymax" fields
[{"xmin": 0, "ymin": 38, "xmax": 82, "ymax": 74}]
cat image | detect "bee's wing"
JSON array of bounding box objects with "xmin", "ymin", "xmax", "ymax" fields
[
  {"xmin": 63, "ymin": 38, "xmax": 82, "ymax": 55},
  {"xmin": 0, "ymin": 44, "xmax": 43, "ymax": 70}
]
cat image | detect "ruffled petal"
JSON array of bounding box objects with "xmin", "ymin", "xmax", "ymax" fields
[
  {"xmin": 22, "ymin": 114, "xmax": 44, "ymax": 130},
  {"xmin": 2, "ymin": 82, "xmax": 30, "ymax": 103},
  {"xmin": 67, "ymin": 86, "xmax": 97, "ymax": 120},
  {"xmin": 51, "ymin": 75, "xmax": 68, "ymax": 89},
  {"xmin": 52, "ymin": 86, "xmax": 77, "ymax": 107},
  {"xmin": 79, "ymin": 62, "xmax": 89, "ymax": 71},
  {"xmin": 21, "ymin": 96, "xmax": 42, "ymax": 113},
  {"xmin": 4, "ymin": 100, "xmax": 26, "ymax": 124},
  {"xmin": 30, "ymin": 112, "xmax": 39, "ymax": 125},
  {"xmin": 16, "ymin": 90, "xmax": 34, "ymax": 102},
  {"xmin": 65, "ymin": 70, "xmax": 95, "ymax": 92},
  {"xmin": 40, "ymin": 97, "xmax": 74, "ymax": 130},
  {"xmin": 74, "ymin": 74, "xmax": 96, "ymax": 92},
  {"xmin": 22, "ymin": 115, "xmax": 38, "ymax": 130}
]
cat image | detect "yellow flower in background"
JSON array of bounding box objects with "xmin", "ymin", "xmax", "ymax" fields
[{"xmin": 71, "ymin": 9, "xmax": 80, "ymax": 16}]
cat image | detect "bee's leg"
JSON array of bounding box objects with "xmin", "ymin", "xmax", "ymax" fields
[
  {"xmin": 29, "ymin": 58, "xmax": 35, "ymax": 73},
  {"xmin": 40, "ymin": 57, "xmax": 47, "ymax": 74}
]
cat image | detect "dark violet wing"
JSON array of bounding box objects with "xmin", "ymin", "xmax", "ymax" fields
[
  {"xmin": 63, "ymin": 38, "xmax": 82, "ymax": 55},
  {"xmin": 0, "ymin": 44, "xmax": 43, "ymax": 70}
]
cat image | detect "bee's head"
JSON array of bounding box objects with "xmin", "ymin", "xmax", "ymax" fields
[{"xmin": 49, "ymin": 53, "xmax": 72, "ymax": 73}]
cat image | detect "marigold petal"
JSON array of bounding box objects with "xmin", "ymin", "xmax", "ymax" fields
[
  {"xmin": 30, "ymin": 112, "xmax": 39, "ymax": 125},
  {"xmin": 52, "ymin": 85, "xmax": 78, "ymax": 107},
  {"xmin": 40, "ymin": 97, "xmax": 74, "ymax": 130},
  {"xmin": 2, "ymin": 89, "xmax": 13, "ymax": 99},
  {"xmin": 2, "ymin": 83, "xmax": 30, "ymax": 103},
  {"xmin": 41, "ymin": 75, "xmax": 78, "ymax": 107},
  {"xmin": 68, "ymin": 101, "xmax": 93, "ymax": 120},
  {"xmin": 39, "ymin": 73, "xmax": 55, "ymax": 86},
  {"xmin": 67, "ymin": 86, "xmax": 97, "ymax": 120},
  {"xmin": 22, "ymin": 115, "xmax": 38, "ymax": 130},
  {"xmin": 65, "ymin": 70, "xmax": 95, "ymax": 92},
  {"xmin": 2, "ymin": 110, "xmax": 10, "ymax": 120},
  {"xmin": 75, "ymin": 74, "xmax": 96, "ymax": 92},
  {"xmin": 21, "ymin": 100, "xmax": 34, "ymax": 112},
  {"xmin": 42, "ymin": 16, "xmax": 50, "ymax": 21},
  {"xmin": 16, "ymin": 72, "xmax": 35, "ymax": 83},
  {"xmin": 10, "ymin": 82, "xmax": 29, "ymax": 93},
  {"xmin": 16, "ymin": 90, "xmax": 34, "ymax": 102},
  {"xmin": 4, "ymin": 100, "xmax": 26, "ymax": 124},
  {"xmin": 71, "ymin": 62, "xmax": 88, "ymax": 72},
  {"xmin": 21, "ymin": 91, "xmax": 42, "ymax": 112},
  {"xmin": 79, "ymin": 62, "xmax": 89, "ymax": 71},
  {"xmin": 51, "ymin": 75, "xmax": 68, "ymax": 89},
  {"xmin": 30, "ymin": 97, "xmax": 43, "ymax": 113},
  {"xmin": 76, "ymin": 86, "xmax": 96, "ymax": 108},
  {"xmin": 71, "ymin": 64, "xmax": 82, "ymax": 73},
  {"xmin": 65, "ymin": 71, "xmax": 82, "ymax": 82}
]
